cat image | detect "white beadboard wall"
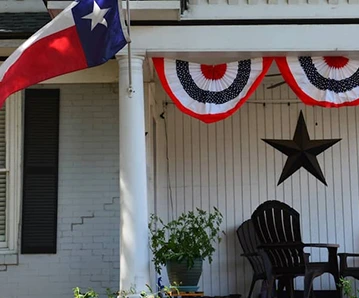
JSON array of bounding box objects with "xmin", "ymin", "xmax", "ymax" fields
[{"xmin": 153, "ymin": 79, "xmax": 359, "ymax": 297}]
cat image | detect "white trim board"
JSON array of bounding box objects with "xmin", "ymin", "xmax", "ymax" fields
[
  {"xmin": 0, "ymin": 1, "xmax": 47, "ymax": 13},
  {"xmin": 47, "ymin": 1, "xmax": 181, "ymax": 20},
  {"xmin": 129, "ymin": 25, "xmax": 359, "ymax": 58},
  {"xmin": 183, "ymin": 2, "xmax": 359, "ymax": 19},
  {"xmin": 3, "ymin": 25, "xmax": 359, "ymax": 58}
]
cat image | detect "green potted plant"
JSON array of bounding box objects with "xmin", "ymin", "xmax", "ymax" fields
[
  {"xmin": 339, "ymin": 277, "xmax": 359, "ymax": 298},
  {"xmin": 148, "ymin": 207, "xmax": 223, "ymax": 291},
  {"xmin": 73, "ymin": 287, "xmax": 98, "ymax": 298}
]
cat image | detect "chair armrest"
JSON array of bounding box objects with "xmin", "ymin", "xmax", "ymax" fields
[
  {"xmin": 240, "ymin": 252, "xmax": 259, "ymax": 257},
  {"xmin": 303, "ymin": 243, "xmax": 339, "ymax": 248},
  {"xmin": 338, "ymin": 253, "xmax": 359, "ymax": 257},
  {"xmin": 338, "ymin": 253, "xmax": 359, "ymax": 271},
  {"xmin": 304, "ymin": 243, "xmax": 339, "ymax": 267}
]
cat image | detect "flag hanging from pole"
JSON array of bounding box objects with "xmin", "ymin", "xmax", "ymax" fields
[{"xmin": 0, "ymin": 0, "xmax": 128, "ymax": 107}]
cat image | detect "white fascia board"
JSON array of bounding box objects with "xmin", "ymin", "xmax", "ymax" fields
[
  {"xmin": 183, "ymin": 3, "xmax": 359, "ymax": 19},
  {"xmin": 3, "ymin": 25, "xmax": 359, "ymax": 64},
  {"xmin": 128, "ymin": 25, "xmax": 359, "ymax": 59},
  {"xmin": 46, "ymin": 1, "xmax": 72, "ymax": 9},
  {"xmin": 0, "ymin": 1, "xmax": 47, "ymax": 12},
  {"xmin": 47, "ymin": 1, "xmax": 180, "ymax": 20},
  {"xmin": 123, "ymin": 1, "xmax": 181, "ymax": 21},
  {"xmin": 122, "ymin": 1, "xmax": 180, "ymax": 10},
  {"xmin": 47, "ymin": 0, "xmax": 180, "ymax": 9}
]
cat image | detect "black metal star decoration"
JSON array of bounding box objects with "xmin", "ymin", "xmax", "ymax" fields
[{"xmin": 262, "ymin": 111, "xmax": 341, "ymax": 186}]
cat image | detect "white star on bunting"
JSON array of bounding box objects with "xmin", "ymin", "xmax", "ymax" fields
[{"xmin": 82, "ymin": 0, "xmax": 110, "ymax": 31}]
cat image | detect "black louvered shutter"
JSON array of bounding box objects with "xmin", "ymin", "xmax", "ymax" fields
[{"xmin": 21, "ymin": 89, "xmax": 60, "ymax": 254}]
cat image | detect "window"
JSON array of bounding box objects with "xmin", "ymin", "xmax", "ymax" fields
[{"xmin": 0, "ymin": 92, "xmax": 22, "ymax": 255}]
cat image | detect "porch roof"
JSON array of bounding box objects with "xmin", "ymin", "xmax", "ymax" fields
[{"xmin": 0, "ymin": 13, "xmax": 51, "ymax": 39}]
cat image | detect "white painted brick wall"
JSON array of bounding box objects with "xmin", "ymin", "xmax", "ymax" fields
[{"xmin": 0, "ymin": 83, "xmax": 120, "ymax": 298}]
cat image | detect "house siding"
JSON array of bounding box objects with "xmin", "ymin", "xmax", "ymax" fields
[
  {"xmin": 0, "ymin": 83, "xmax": 120, "ymax": 298},
  {"xmin": 155, "ymin": 80, "xmax": 359, "ymax": 297}
]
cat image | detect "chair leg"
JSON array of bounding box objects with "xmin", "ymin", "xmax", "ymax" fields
[
  {"xmin": 277, "ymin": 278, "xmax": 285, "ymax": 297},
  {"xmin": 279, "ymin": 277, "xmax": 294, "ymax": 298},
  {"xmin": 247, "ymin": 277, "xmax": 256, "ymax": 298},
  {"xmin": 304, "ymin": 273, "xmax": 315, "ymax": 298},
  {"xmin": 266, "ymin": 277, "xmax": 276, "ymax": 298},
  {"xmin": 330, "ymin": 272, "xmax": 341, "ymax": 298},
  {"xmin": 286, "ymin": 278, "xmax": 295, "ymax": 298},
  {"xmin": 309, "ymin": 287, "xmax": 316, "ymax": 298}
]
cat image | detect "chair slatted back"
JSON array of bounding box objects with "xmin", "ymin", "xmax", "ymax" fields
[
  {"xmin": 237, "ymin": 219, "xmax": 266, "ymax": 275},
  {"xmin": 251, "ymin": 200, "xmax": 306, "ymax": 272}
]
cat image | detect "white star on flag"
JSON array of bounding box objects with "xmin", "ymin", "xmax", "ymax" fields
[{"xmin": 82, "ymin": 0, "xmax": 110, "ymax": 31}]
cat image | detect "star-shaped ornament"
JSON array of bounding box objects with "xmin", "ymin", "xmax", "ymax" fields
[
  {"xmin": 262, "ymin": 111, "xmax": 341, "ymax": 186},
  {"xmin": 82, "ymin": 0, "xmax": 110, "ymax": 31}
]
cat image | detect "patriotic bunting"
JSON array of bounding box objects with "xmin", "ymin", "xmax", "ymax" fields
[
  {"xmin": 153, "ymin": 57, "xmax": 273, "ymax": 123},
  {"xmin": 154, "ymin": 56, "xmax": 359, "ymax": 124},
  {"xmin": 275, "ymin": 56, "xmax": 359, "ymax": 107}
]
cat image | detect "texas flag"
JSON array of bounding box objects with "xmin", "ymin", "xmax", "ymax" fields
[{"xmin": 0, "ymin": 0, "xmax": 128, "ymax": 106}]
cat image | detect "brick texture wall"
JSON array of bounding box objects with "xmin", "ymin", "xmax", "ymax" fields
[{"xmin": 0, "ymin": 83, "xmax": 120, "ymax": 298}]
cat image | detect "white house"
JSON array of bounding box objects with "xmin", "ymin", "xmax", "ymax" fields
[{"xmin": 1, "ymin": 0, "xmax": 359, "ymax": 297}]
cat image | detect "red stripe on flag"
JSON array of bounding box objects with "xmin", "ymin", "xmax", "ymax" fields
[{"xmin": 0, "ymin": 26, "xmax": 88, "ymax": 106}]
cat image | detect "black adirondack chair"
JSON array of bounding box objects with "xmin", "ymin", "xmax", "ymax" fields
[
  {"xmin": 237, "ymin": 219, "xmax": 267, "ymax": 298},
  {"xmin": 251, "ymin": 200, "xmax": 340, "ymax": 298},
  {"xmin": 237, "ymin": 220, "xmax": 294, "ymax": 298}
]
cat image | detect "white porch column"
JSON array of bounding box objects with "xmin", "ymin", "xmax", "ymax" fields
[{"xmin": 118, "ymin": 55, "xmax": 150, "ymax": 291}]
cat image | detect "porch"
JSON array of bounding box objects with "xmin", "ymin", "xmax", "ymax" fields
[{"xmin": 151, "ymin": 71, "xmax": 359, "ymax": 296}]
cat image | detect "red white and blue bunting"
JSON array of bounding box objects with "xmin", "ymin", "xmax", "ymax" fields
[
  {"xmin": 154, "ymin": 56, "xmax": 359, "ymax": 124},
  {"xmin": 153, "ymin": 57, "xmax": 273, "ymax": 123},
  {"xmin": 275, "ymin": 56, "xmax": 359, "ymax": 107}
]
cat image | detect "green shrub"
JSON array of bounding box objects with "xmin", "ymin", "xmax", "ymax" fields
[
  {"xmin": 339, "ymin": 277, "xmax": 359, "ymax": 298},
  {"xmin": 73, "ymin": 283, "xmax": 178, "ymax": 298},
  {"xmin": 73, "ymin": 287, "xmax": 98, "ymax": 298}
]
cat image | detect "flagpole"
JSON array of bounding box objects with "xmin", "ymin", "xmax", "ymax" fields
[{"xmin": 126, "ymin": 0, "xmax": 133, "ymax": 96}]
